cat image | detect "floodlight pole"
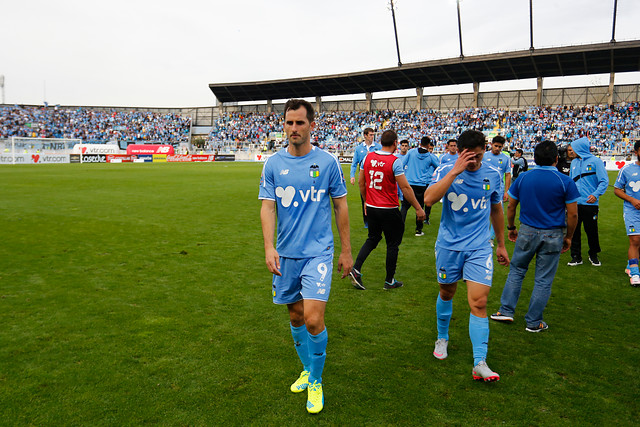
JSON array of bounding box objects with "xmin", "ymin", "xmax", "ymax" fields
[
  {"xmin": 456, "ymin": 0, "xmax": 464, "ymax": 59},
  {"xmin": 611, "ymin": 0, "xmax": 618, "ymax": 43},
  {"xmin": 529, "ymin": 0, "xmax": 534, "ymax": 51},
  {"xmin": 389, "ymin": 0, "xmax": 402, "ymax": 66}
]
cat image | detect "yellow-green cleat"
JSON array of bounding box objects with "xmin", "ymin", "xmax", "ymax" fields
[
  {"xmin": 290, "ymin": 370, "xmax": 309, "ymax": 393},
  {"xmin": 306, "ymin": 381, "xmax": 324, "ymax": 414}
]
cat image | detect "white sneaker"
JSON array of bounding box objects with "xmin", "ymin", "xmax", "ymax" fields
[
  {"xmin": 472, "ymin": 361, "xmax": 500, "ymax": 382},
  {"xmin": 631, "ymin": 275, "xmax": 640, "ymax": 287},
  {"xmin": 433, "ymin": 338, "xmax": 448, "ymax": 360}
]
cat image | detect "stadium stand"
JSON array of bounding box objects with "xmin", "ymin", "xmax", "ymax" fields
[
  {"xmin": 0, "ymin": 105, "xmax": 191, "ymax": 144},
  {"xmin": 207, "ymin": 103, "xmax": 640, "ymax": 155}
]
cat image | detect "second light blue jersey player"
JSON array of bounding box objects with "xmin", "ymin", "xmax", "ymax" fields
[
  {"xmin": 431, "ymin": 162, "xmax": 504, "ymax": 251},
  {"xmin": 259, "ymin": 146, "xmax": 347, "ymax": 258},
  {"xmin": 614, "ymin": 163, "xmax": 640, "ymax": 220}
]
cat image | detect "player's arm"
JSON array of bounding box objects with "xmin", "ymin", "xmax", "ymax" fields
[
  {"xmin": 358, "ymin": 166, "xmax": 367, "ymax": 207},
  {"xmin": 506, "ymin": 195, "xmax": 519, "ymax": 242},
  {"xmin": 490, "ymin": 202, "xmax": 510, "ymax": 266},
  {"xmin": 332, "ymin": 196, "xmax": 353, "ymax": 278},
  {"xmin": 587, "ymin": 160, "xmax": 609, "ymax": 203},
  {"xmin": 260, "ymin": 199, "xmax": 281, "ymax": 276},
  {"xmin": 424, "ymin": 149, "xmax": 476, "ymax": 207},
  {"xmin": 349, "ymin": 149, "xmax": 359, "ymax": 185},
  {"xmin": 614, "ymin": 187, "xmax": 640, "ymax": 210},
  {"xmin": 397, "ymin": 174, "xmax": 425, "ymax": 220},
  {"xmin": 562, "ymin": 201, "xmax": 578, "ymax": 253},
  {"xmin": 503, "ymin": 171, "xmax": 511, "ymax": 201}
]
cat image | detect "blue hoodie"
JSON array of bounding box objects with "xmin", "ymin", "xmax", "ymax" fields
[
  {"xmin": 569, "ymin": 137, "xmax": 609, "ymax": 206},
  {"xmin": 403, "ymin": 147, "xmax": 440, "ymax": 186}
]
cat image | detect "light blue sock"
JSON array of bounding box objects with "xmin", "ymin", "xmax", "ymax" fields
[
  {"xmin": 436, "ymin": 294, "xmax": 453, "ymax": 340},
  {"xmin": 629, "ymin": 258, "xmax": 639, "ymax": 275},
  {"xmin": 308, "ymin": 328, "xmax": 328, "ymax": 384},
  {"xmin": 469, "ymin": 313, "xmax": 489, "ymax": 366},
  {"xmin": 290, "ymin": 324, "xmax": 310, "ymax": 372}
]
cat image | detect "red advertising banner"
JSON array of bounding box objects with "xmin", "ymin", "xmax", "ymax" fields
[
  {"xmin": 106, "ymin": 154, "xmax": 137, "ymax": 163},
  {"xmin": 191, "ymin": 155, "xmax": 216, "ymax": 162},
  {"xmin": 126, "ymin": 144, "xmax": 175, "ymax": 155},
  {"xmin": 166, "ymin": 154, "xmax": 216, "ymax": 162}
]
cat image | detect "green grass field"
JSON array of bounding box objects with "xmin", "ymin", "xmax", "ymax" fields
[{"xmin": 1, "ymin": 163, "xmax": 638, "ymax": 425}]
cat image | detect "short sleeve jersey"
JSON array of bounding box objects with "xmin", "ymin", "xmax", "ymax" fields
[
  {"xmin": 483, "ymin": 151, "xmax": 511, "ymax": 180},
  {"xmin": 363, "ymin": 151, "xmax": 404, "ymax": 209},
  {"xmin": 614, "ymin": 163, "xmax": 640, "ymax": 214},
  {"xmin": 259, "ymin": 147, "xmax": 347, "ymax": 258},
  {"xmin": 508, "ymin": 166, "xmax": 579, "ymax": 229},
  {"xmin": 430, "ymin": 162, "xmax": 503, "ymax": 251},
  {"xmin": 440, "ymin": 152, "xmax": 458, "ymax": 165}
]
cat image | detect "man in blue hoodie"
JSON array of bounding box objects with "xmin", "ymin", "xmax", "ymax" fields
[
  {"xmin": 567, "ymin": 137, "xmax": 609, "ymax": 267},
  {"xmin": 401, "ymin": 136, "xmax": 440, "ymax": 235}
]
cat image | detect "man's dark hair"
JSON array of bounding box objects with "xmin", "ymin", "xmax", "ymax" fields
[
  {"xmin": 420, "ymin": 136, "xmax": 432, "ymax": 147},
  {"xmin": 364, "ymin": 127, "xmax": 374, "ymax": 136},
  {"xmin": 381, "ymin": 130, "xmax": 397, "ymax": 147},
  {"xmin": 515, "ymin": 148, "xmax": 524, "ymax": 155},
  {"xmin": 458, "ymin": 130, "xmax": 486, "ymax": 151},
  {"xmin": 400, "ymin": 139, "xmax": 409, "ymax": 145},
  {"xmin": 283, "ymin": 99, "xmax": 314, "ymax": 123},
  {"xmin": 634, "ymin": 140, "xmax": 640, "ymax": 151},
  {"xmin": 447, "ymin": 139, "xmax": 457, "ymax": 146},
  {"xmin": 492, "ymin": 135, "xmax": 506, "ymax": 145},
  {"xmin": 534, "ymin": 140, "xmax": 558, "ymax": 166}
]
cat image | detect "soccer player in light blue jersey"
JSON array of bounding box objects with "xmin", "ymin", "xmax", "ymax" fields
[
  {"xmin": 440, "ymin": 139, "xmax": 458, "ymax": 165},
  {"xmin": 259, "ymin": 99, "xmax": 353, "ymax": 414},
  {"xmin": 424, "ymin": 129, "xmax": 510, "ymax": 382},
  {"xmin": 614, "ymin": 140, "xmax": 640, "ymax": 287},
  {"xmin": 483, "ymin": 136, "xmax": 511, "ymax": 201}
]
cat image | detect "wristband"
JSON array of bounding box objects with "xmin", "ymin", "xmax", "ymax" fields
[{"xmin": 507, "ymin": 225, "xmax": 517, "ymax": 231}]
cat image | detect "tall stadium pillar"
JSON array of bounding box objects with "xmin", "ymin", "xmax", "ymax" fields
[
  {"xmin": 608, "ymin": 72, "xmax": 615, "ymax": 105},
  {"xmin": 536, "ymin": 77, "xmax": 543, "ymax": 106},
  {"xmin": 316, "ymin": 96, "xmax": 322, "ymax": 113},
  {"xmin": 416, "ymin": 87, "xmax": 423, "ymax": 111},
  {"xmin": 473, "ymin": 82, "xmax": 479, "ymax": 108},
  {"xmin": 366, "ymin": 92, "xmax": 373, "ymax": 112},
  {"xmin": 267, "ymin": 100, "xmax": 273, "ymax": 114}
]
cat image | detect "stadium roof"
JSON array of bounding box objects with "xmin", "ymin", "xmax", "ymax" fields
[{"xmin": 209, "ymin": 40, "xmax": 640, "ymax": 104}]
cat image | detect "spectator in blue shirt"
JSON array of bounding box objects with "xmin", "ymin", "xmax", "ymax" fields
[
  {"xmin": 491, "ymin": 140, "xmax": 579, "ymax": 332},
  {"xmin": 350, "ymin": 128, "xmax": 381, "ymax": 228}
]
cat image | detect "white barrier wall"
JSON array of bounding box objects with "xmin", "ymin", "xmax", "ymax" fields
[{"xmin": 0, "ymin": 154, "xmax": 70, "ymax": 164}]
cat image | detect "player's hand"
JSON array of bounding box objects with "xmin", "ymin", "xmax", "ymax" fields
[
  {"xmin": 265, "ymin": 246, "xmax": 281, "ymax": 276},
  {"xmin": 451, "ymin": 149, "xmax": 476, "ymax": 175},
  {"xmin": 561, "ymin": 236, "xmax": 572, "ymax": 254},
  {"xmin": 496, "ymin": 245, "xmax": 510, "ymax": 266},
  {"xmin": 586, "ymin": 195, "xmax": 597, "ymax": 204},
  {"xmin": 364, "ymin": 205, "xmax": 367, "ymax": 216},
  {"xmin": 503, "ymin": 192, "xmax": 509, "ymax": 202},
  {"xmin": 416, "ymin": 208, "xmax": 426, "ymax": 221},
  {"xmin": 350, "ymin": 177, "xmax": 356, "ymax": 185},
  {"xmin": 508, "ymin": 229, "xmax": 518, "ymax": 242},
  {"xmin": 337, "ymin": 251, "xmax": 353, "ymax": 279},
  {"xmin": 632, "ymin": 198, "xmax": 640, "ymax": 210}
]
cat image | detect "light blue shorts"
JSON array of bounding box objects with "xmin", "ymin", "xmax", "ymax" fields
[
  {"xmin": 435, "ymin": 246, "xmax": 494, "ymax": 286},
  {"xmin": 272, "ymin": 254, "xmax": 333, "ymax": 304},
  {"xmin": 624, "ymin": 211, "xmax": 640, "ymax": 236}
]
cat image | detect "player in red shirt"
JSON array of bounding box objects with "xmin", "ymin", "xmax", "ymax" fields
[{"xmin": 349, "ymin": 130, "xmax": 426, "ymax": 290}]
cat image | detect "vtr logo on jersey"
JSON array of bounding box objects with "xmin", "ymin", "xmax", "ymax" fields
[
  {"xmin": 370, "ymin": 159, "xmax": 385, "ymax": 168},
  {"xmin": 447, "ymin": 192, "xmax": 487, "ymax": 212},
  {"xmin": 630, "ymin": 181, "xmax": 640, "ymax": 192},
  {"xmin": 275, "ymin": 185, "xmax": 326, "ymax": 207}
]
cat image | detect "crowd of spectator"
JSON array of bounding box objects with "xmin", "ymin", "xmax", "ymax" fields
[
  {"xmin": 0, "ymin": 105, "xmax": 191, "ymax": 143},
  {"xmin": 208, "ymin": 103, "xmax": 640, "ymax": 155}
]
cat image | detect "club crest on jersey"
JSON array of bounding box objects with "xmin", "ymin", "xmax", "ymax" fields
[
  {"xmin": 309, "ymin": 164, "xmax": 320, "ymax": 178},
  {"xmin": 630, "ymin": 225, "xmax": 636, "ymax": 233},
  {"xmin": 483, "ymin": 178, "xmax": 490, "ymax": 191},
  {"xmin": 587, "ymin": 165, "xmax": 593, "ymax": 172},
  {"xmin": 438, "ymin": 268, "xmax": 447, "ymax": 280}
]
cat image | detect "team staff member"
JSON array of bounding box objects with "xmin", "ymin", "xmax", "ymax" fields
[
  {"xmin": 567, "ymin": 137, "xmax": 609, "ymax": 267},
  {"xmin": 424, "ymin": 129, "xmax": 509, "ymax": 382},
  {"xmin": 349, "ymin": 131, "xmax": 426, "ymax": 290},
  {"xmin": 350, "ymin": 128, "xmax": 382, "ymax": 228},
  {"xmin": 491, "ymin": 141, "xmax": 578, "ymax": 332},
  {"xmin": 260, "ymin": 99, "xmax": 353, "ymax": 414},
  {"xmin": 401, "ymin": 136, "xmax": 439, "ymax": 235}
]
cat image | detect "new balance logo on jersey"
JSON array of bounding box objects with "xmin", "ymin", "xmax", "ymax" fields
[
  {"xmin": 447, "ymin": 192, "xmax": 487, "ymax": 212},
  {"xmin": 280, "ymin": 169, "xmax": 289, "ymax": 175},
  {"xmin": 275, "ymin": 185, "xmax": 326, "ymax": 207},
  {"xmin": 455, "ymin": 179, "xmax": 464, "ymax": 184}
]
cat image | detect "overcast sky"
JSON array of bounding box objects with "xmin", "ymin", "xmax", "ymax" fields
[{"xmin": 2, "ymin": 0, "xmax": 640, "ymax": 108}]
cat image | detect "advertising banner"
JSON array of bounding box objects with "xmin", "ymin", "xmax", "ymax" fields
[
  {"xmin": 192, "ymin": 155, "xmax": 216, "ymax": 162},
  {"xmin": 106, "ymin": 155, "xmax": 137, "ymax": 163},
  {"xmin": 338, "ymin": 155, "xmax": 353, "ymax": 164},
  {"xmin": 81, "ymin": 154, "xmax": 107, "ymax": 163},
  {"xmin": 254, "ymin": 153, "xmax": 271, "ymax": 162},
  {"xmin": 0, "ymin": 153, "xmax": 70, "ymax": 164},
  {"xmin": 70, "ymin": 154, "xmax": 81, "ymax": 163},
  {"xmin": 214, "ymin": 154, "xmax": 235, "ymax": 162},
  {"xmin": 135, "ymin": 155, "xmax": 153, "ymax": 163},
  {"xmin": 166, "ymin": 154, "xmax": 194, "ymax": 162},
  {"xmin": 153, "ymin": 154, "xmax": 167, "ymax": 162},
  {"xmin": 72, "ymin": 144, "xmax": 121, "ymax": 155},
  {"xmin": 126, "ymin": 144, "xmax": 174, "ymax": 155}
]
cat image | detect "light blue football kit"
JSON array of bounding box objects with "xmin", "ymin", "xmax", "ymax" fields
[
  {"xmin": 430, "ymin": 161, "xmax": 503, "ymax": 365},
  {"xmin": 440, "ymin": 152, "xmax": 458, "ymax": 165},
  {"xmin": 259, "ymin": 146, "xmax": 347, "ymax": 303},
  {"xmin": 615, "ymin": 162, "xmax": 640, "ymax": 236}
]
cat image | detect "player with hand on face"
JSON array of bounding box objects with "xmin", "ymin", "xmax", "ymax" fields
[
  {"xmin": 424, "ymin": 129, "xmax": 509, "ymax": 382},
  {"xmin": 259, "ymin": 99, "xmax": 353, "ymax": 414}
]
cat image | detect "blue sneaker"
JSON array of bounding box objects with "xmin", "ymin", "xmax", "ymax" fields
[
  {"xmin": 383, "ymin": 279, "xmax": 403, "ymax": 290},
  {"xmin": 526, "ymin": 321, "xmax": 549, "ymax": 333}
]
